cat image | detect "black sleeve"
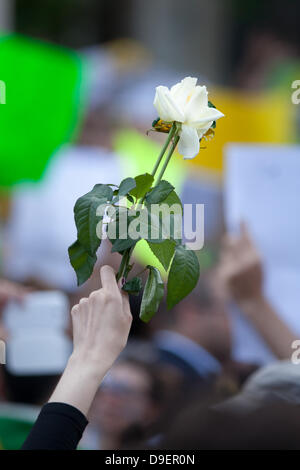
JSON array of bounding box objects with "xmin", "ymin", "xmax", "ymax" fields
[{"xmin": 21, "ymin": 402, "xmax": 88, "ymax": 450}]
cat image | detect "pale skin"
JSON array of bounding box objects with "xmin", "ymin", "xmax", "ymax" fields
[
  {"xmin": 49, "ymin": 265, "xmax": 132, "ymax": 417},
  {"xmin": 0, "ymin": 279, "xmax": 26, "ymax": 306},
  {"xmin": 218, "ymin": 223, "xmax": 297, "ymax": 359}
]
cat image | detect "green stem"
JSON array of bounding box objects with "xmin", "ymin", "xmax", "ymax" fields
[
  {"xmin": 151, "ymin": 122, "xmax": 176, "ymax": 178},
  {"xmin": 117, "ymin": 123, "xmax": 180, "ymax": 285},
  {"xmin": 116, "ymin": 246, "xmax": 134, "ymax": 282},
  {"xmin": 116, "ymin": 249, "xmax": 129, "ymax": 282},
  {"xmin": 136, "ymin": 125, "xmax": 175, "ymax": 208},
  {"xmin": 155, "ymin": 134, "xmax": 180, "ymax": 185}
]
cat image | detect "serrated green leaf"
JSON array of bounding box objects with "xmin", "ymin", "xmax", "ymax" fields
[
  {"xmin": 145, "ymin": 180, "xmax": 174, "ymax": 204},
  {"xmin": 140, "ymin": 266, "xmax": 164, "ymax": 322},
  {"xmin": 130, "ymin": 173, "xmax": 154, "ymax": 200},
  {"xmin": 74, "ymin": 184, "xmax": 113, "ymax": 255},
  {"xmin": 145, "ymin": 189, "xmax": 183, "ymax": 243},
  {"xmin": 133, "ymin": 206, "xmax": 181, "ymax": 244},
  {"xmin": 136, "ymin": 208, "xmax": 172, "ymax": 243},
  {"xmin": 122, "ymin": 277, "xmax": 143, "ymax": 296},
  {"xmin": 163, "ymin": 190, "xmax": 183, "ymax": 212},
  {"xmin": 167, "ymin": 245, "xmax": 200, "ymax": 309},
  {"xmin": 161, "ymin": 189, "xmax": 183, "ymax": 242},
  {"xmin": 110, "ymin": 236, "xmax": 138, "ymax": 253},
  {"xmin": 68, "ymin": 240, "xmax": 97, "ymax": 286},
  {"xmin": 118, "ymin": 177, "xmax": 136, "ymax": 196},
  {"xmin": 108, "ymin": 209, "xmax": 139, "ymax": 253},
  {"xmin": 147, "ymin": 239, "xmax": 176, "ymax": 271}
]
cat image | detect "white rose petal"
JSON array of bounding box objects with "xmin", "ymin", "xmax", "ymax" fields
[
  {"xmin": 185, "ymin": 86, "xmax": 209, "ymax": 123},
  {"xmin": 153, "ymin": 77, "xmax": 224, "ymax": 159},
  {"xmin": 178, "ymin": 124, "xmax": 200, "ymax": 159},
  {"xmin": 170, "ymin": 77, "xmax": 198, "ymax": 110},
  {"xmin": 154, "ymin": 86, "xmax": 185, "ymax": 123},
  {"xmin": 195, "ymin": 107, "xmax": 224, "ymax": 124},
  {"xmin": 196, "ymin": 121, "xmax": 213, "ymax": 139}
]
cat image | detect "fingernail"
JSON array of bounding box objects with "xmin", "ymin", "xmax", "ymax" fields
[{"xmin": 121, "ymin": 277, "xmax": 125, "ymax": 286}]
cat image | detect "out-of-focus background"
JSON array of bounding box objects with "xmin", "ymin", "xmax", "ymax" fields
[{"xmin": 1, "ymin": 0, "xmax": 300, "ymax": 450}]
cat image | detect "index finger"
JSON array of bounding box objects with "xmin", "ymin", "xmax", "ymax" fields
[
  {"xmin": 240, "ymin": 220, "xmax": 254, "ymax": 247},
  {"xmin": 100, "ymin": 265, "xmax": 120, "ymax": 297}
]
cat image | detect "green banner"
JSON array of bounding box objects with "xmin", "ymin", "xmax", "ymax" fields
[{"xmin": 0, "ymin": 34, "xmax": 86, "ymax": 188}]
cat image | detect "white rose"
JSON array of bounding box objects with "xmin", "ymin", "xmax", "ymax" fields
[{"xmin": 154, "ymin": 76, "xmax": 224, "ymax": 159}]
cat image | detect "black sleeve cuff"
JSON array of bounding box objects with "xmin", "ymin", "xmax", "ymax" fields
[{"xmin": 21, "ymin": 402, "xmax": 89, "ymax": 450}]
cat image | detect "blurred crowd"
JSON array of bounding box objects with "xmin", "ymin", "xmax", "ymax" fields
[
  {"xmin": 1, "ymin": 0, "xmax": 300, "ymax": 450},
  {"xmin": 0, "ymin": 211, "xmax": 299, "ymax": 449}
]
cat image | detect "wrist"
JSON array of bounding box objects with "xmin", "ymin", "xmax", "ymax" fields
[
  {"xmin": 49, "ymin": 351, "xmax": 108, "ymax": 417},
  {"xmin": 67, "ymin": 350, "xmax": 111, "ymax": 383},
  {"xmin": 237, "ymin": 292, "xmax": 266, "ymax": 317}
]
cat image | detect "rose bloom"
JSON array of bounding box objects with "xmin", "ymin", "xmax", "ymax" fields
[{"xmin": 154, "ymin": 76, "xmax": 224, "ymax": 159}]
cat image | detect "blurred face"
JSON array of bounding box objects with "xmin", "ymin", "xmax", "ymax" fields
[
  {"xmin": 200, "ymin": 302, "xmax": 232, "ymax": 362},
  {"xmin": 201, "ymin": 274, "xmax": 232, "ymax": 361},
  {"xmin": 91, "ymin": 362, "xmax": 156, "ymax": 436},
  {"xmin": 176, "ymin": 298, "xmax": 232, "ymax": 362}
]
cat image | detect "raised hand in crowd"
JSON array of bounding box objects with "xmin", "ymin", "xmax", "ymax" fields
[
  {"xmin": 218, "ymin": 222, "xmax": 297, "ymax": 359},
  {"xmin": 22, "ymin": 265, "xmax": 132, "ymax": 450},
  {"xmin": 0, "ymin": 279, "xmax": 27, "ymax": 310},
  {"xmin": 49, "ymin": 265, "xmax": 132, "ymax": 416}
]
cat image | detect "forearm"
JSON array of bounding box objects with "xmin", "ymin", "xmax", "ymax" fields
[
  {"xmin": 238, "ymin": 295, "xmax": 297, "ymax": 359},
  {"xmin": 48, "ymin": 352, "xmax": 109, "ymax": 417}
]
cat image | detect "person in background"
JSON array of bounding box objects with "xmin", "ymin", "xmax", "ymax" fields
[
  {"xmin": 217, "ymin": 223, "xmax": 297, "ymax": 360},
  {"xmin": 160, "ymin": 400, "xmax": 300, "ymax": 450},
  {"xmin": 152, "ymin": 277, "xmax": 231, "ymax": 388},
  {"xmin": 152, "ymin": 222, "xmax": 297, "ymax": 401},
  {"xmin": 0, "ymin": 279, "xmax": 27, "ymax": 313},
  {"xmin": 235, "ymin": 1, "xmax": 300, "ymax": 91},
  {"xmin": 82, "ymin": 357, "xmax": 162, "ymax": 449},
  {"xmin": 19, "ymin": 264, "xmax": 300, "ymax": 451},
  {"xmin": 216, "ymin": 360, "xmax": 300, "ymax": 415}
]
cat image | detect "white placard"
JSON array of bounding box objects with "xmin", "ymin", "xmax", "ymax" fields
[
  {"xmin": 3, "ymin": 291, "xmax": 72, "ymax": 375},
  {"xmin": 224, "ymin": 144, "xmax": 300, "ymax": 364}
]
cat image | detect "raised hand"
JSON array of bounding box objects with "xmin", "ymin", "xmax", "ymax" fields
[
  {"xmin": 218, "ymin": 222, "xmax": 263, "ymax": 303},
  {"xmin": 71, "ymin": 265, "xmax": 132, "ymax": 372},
  {"xmin": 49, "ymin": 265, "xmax": 132, "ymax": 416}
]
